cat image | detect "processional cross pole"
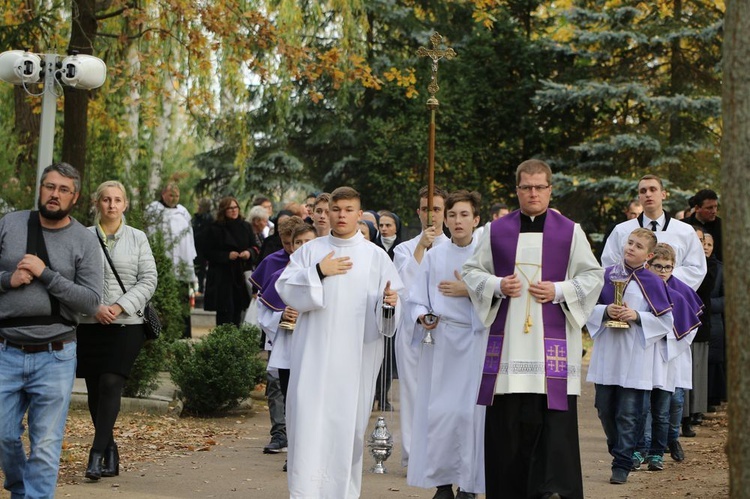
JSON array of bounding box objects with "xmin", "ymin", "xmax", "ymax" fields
[{"xmin": 417, "ymin": 32, "xmax": 456, "ymax": 225}]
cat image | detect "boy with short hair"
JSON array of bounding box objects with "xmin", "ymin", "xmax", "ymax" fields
[
  {"xmin": 276, "ymin": 187, "xmax": 404, "ymax": 498},
  {"xmin": 587, "ymin": 228, "xmax": 674, "ymax": 484},
  {"xmin": 407, "ymin": 190, "xmax": 485, "ymax": 499},
  {"xmin": 649, "ymin": 243, "xmax": 703, "ymax": 463},
  {"xmin": 633, "ymin": 243, "xmax": 703, "ymax": 471}
]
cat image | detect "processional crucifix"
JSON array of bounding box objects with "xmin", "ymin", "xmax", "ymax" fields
[{"xmin": 416, "ymin": 32, "xmax": 456, "ymax": 225}]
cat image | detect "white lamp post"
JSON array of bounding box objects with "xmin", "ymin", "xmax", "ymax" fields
[{"xmin": 0, "ymin": 50, "xmax": 107, "ymax": 204}]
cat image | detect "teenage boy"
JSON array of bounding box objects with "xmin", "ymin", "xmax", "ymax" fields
[
  {"xmin": 276, "ymin": 187, "xmax": 403, "ymax": 499},
  {"xmin": 407, "ymin": 191, "xmax": 485, "ymax": 499},
  {"xmin": 393, "ymin": 185, "xmax": 450, "ymax": 466},
  {"xmin": 587, "ymin": 228, "xmax": 674, "ymax": 485}
]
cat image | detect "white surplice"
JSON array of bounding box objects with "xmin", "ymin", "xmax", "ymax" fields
[
  {"xmin": 406, "ymin": 239, "xmax": 486, "ymax": 493},
  {"xmin": 586, "ymin": 281, "xmax": 674, "ymax": 390},
  {"xmin": 462, "ymin": 224, "xmax": 603, "ymax": 396},
  {"xmin": 275, "ymin": 231, "xmax": 404, "ymax": 499},
  {"xmin": 392, "ymin": 231, "xmax": 449, "ymax": 466}
]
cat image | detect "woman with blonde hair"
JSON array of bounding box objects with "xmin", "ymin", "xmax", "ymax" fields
[{"xmin": 77, "ymin": 180, "xmax": 158, "ymax": 480}]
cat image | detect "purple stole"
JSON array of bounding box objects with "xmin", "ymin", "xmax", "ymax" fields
[
  {"xmin": 259, "ymin": 268, "xmax": 287, "ymax": 312},
  {"xmin": 477, "ymin": 210, "xmax": 574, "ymax": 411},
  {"xmin": 250, "ymin": 249, "xmax": 289, "ymax": 291},
  {"xmin": 666, "ymin": 276, "xmax": 704, "ymax": 340},
  {"xmin": 599, "ymin": 265, "xmax": 672, "ymax": 318}
]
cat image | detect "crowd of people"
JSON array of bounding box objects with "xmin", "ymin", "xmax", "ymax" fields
[{"xmin": 0, "ymin": 160, "xmax": 726, "ymax": 499}]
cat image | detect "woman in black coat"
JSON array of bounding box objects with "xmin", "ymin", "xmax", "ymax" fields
[{"xmin": 203, "ymin": 196, "xmax": 255, "ymax": 326}]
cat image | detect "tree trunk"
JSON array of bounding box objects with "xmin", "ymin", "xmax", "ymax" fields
[
  {"xmin": 62, "ymin": 0, "xmax": 97, "ymax": 189},
  {"xmin": 721, "ymin": 0, "xmax": 750, "ymax": 495}
]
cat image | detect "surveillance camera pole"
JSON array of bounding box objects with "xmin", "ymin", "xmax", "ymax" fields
[{"xmin": 36, "ymin": 54, "xmax": 58, "ymax": 206}]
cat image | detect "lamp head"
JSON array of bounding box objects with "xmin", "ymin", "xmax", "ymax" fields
[
  {"xmin": 60, "ymin": 54, "xmax": 107, "ymax": 90},
  {"xmin": 0, "ymin": 50, "xmax": 42, "ymax": 85}
]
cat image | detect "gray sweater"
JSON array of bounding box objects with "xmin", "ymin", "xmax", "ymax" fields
[{"xmin": 0, "ymin": 210, "xmax": 103, "ymax": 343}]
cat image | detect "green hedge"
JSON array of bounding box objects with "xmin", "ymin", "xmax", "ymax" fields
[{"xmin": 169, "ymin": 323, "xmax": 266, "ymax": 415}]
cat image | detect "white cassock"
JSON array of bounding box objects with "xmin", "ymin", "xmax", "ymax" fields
[
  {"xmin": 462, "ymin": 224, "xmax": 603, "ymax": 397},
  {"xmin": 406, "ymin": 238, "xmax": 486, "ymax": 493},
  {"xmin": 586, "ymin": 281, "xmax": 674, "ymax": 390},
  {"xmin": 145, "ymin": 201, "xmax": 197, "ymax": 282},
  {"xmin": 392, "ymin": 231, "xmax": 449, "ymax": 466},
  {"xmin": 601, "ymin": 216, "xmax": 706, "ymax": 291},
  {"xmin": 276, "ymin": 231, "xmax": 404, "ymax": 499}
]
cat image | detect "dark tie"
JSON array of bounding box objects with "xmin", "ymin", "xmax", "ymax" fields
[{"xmin": 650, "ymin": 220, "xmax": 658, "ymax": 231}]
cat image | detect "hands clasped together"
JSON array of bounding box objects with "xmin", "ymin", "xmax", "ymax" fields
[
  {"xmin": 10, "ymin": 254, "xmax": 45, "ymax": 288},
  {"xmin": 501, "ymin": 273, "xmax": 556, "ymax": 303}
]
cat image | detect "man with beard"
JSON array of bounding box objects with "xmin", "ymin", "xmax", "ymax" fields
[{"xmin": 0, "ymin": 163, "xmax": 103, "ymax": 498}]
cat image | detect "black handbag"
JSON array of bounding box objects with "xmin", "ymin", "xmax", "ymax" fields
[{"xmin": 97, "ymin": 233, "xmax": 161, "ymax": 340}]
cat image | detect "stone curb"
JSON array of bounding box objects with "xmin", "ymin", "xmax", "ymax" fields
[{"xmin": 70, "ymin": 392, "xmax": 184, "ymax": 416}]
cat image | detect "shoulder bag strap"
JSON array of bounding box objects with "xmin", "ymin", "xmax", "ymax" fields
[{"xmin": 97, "ymin": 231, "xmax": 127, "ymax": 294}]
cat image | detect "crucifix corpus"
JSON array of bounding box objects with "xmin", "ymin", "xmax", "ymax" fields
[{"xmin": 417, "ymin": 32, "xmax": 456, "ymax": 225}]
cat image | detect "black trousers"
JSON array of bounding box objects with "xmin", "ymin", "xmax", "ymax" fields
[{"xmin": 485, "ymin": 393, "xmax": 583, "ymax": 499}]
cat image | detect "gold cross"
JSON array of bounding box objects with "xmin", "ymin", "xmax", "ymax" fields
[
  {"xmin": 546, "ymin": 344, "xmax": 567, "ymax": 374},
  {"xmin": 417, "ymin": 32, "xmax": 456, "ymax": 108}
]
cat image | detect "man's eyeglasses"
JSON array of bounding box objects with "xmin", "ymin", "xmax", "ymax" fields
[
  {"xmin": 517, "ymin": 185, "xmax": 550, "ymax": 192},
  {"xmin": 651, "ymin": 263, "xmax": 674, "ymax": 272},
  {"xmin": 41, "ymin": 183, "xmax": 75, "ymax": 196}
]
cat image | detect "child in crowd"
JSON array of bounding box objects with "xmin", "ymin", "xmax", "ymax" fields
[
  {"xmin": 256, "ymin": 222, "xmax": 316, "ymax": 473},
  {"xmin": 587, "ymin": 228, "xmax": 674, "ymax": 485},
  {"xmin": 633, "ymin": 243, "xmax": 703, "ymax": 471}
]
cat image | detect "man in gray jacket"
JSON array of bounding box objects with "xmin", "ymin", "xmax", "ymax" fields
[{"xmin": 0, "ymin": 163, "xmax": 103, "ymax": 498}]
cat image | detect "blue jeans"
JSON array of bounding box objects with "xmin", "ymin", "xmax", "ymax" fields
[
  {"xmin": 636, "ymin": 389, "xmax": 672, "ymax": 457},
  {"xmin": 266, "ymin": 371, "xmax": 286, "ymax": 442},
  {"xmin": 594, "ymin": 384, "xmax": 646, "ymax": 472},
  {"xmin": 0, "ymin": 341, "xmax": 76, "ymax": 499},
  {"xmin": 669, "ymin": 388, "xmax": 685, "ymax": 443}
]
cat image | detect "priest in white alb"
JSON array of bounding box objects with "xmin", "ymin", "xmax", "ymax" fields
[
  {"xmin": 276, "ymin": 186, "xmax": 404, "ymax": 499},
  {"xmin": 461, "ymin": 159, "xmax": 604, "ymax": 499}
]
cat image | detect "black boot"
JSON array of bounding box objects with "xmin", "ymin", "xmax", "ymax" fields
[
  {"xmin": 682, "ymin": 419, "xmax": 696, "ymax": 438},
  {"xmin": 85, "ymin": 449, "xmax": 104, "ymax": 480},
  {"xmin": 102, "ymin": 441, "xmax": 119, "ymax": 477}
]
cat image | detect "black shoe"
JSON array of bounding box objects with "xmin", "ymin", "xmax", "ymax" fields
[
  {"xmin": 282, "ymin": 460, "xmax": 287, "ymax": 472},
  {"xmin": 610, "ymin": 468, "xmax": 629, "ymax": 484},
  {"xmin": 691, "ymin": 413, "xmax": 704, "ymax": 425},
  {"xmin": 456, "ymin": 490, "xmax": 476, "ymax": 499},
  {"xmin": 433, "ymin": 485, "xmax": 455, "ymax": 499},
  {"xmin": 682, "ymin": 422, "xmax": 696, "ymax": 438},
  {"xmin": 263, "ymin": 437, "xmax": 288, "ymax": 454},
  {"xmin": 706, "ymin": 405, "xmax": 717, "ymax": 413},
  {"xmin": 668, "ymin": 440, "xmax": 685, "ymax": 462},
  {"xmin": 85, "ymin": 449, "xmax": 104, "ymax": 480},
  {"xmin": 102, "ymin": 441, "xmax": 119, "ymax": 477}
]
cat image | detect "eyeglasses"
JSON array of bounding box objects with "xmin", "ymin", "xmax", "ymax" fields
[
  {"xmin": 41, "ymin": 183, "xmax": 75, "ymax": 196},
  {"xmin": 651, "ymin": 263, "xmax": 674, "ymax": 272},
  {"xmin": 226, "ymin": 205, "xmax": 239, "ymax": 211},
  {"xmin": 517, "ymin": 185, "xmax": 550, "ymax": 192}
]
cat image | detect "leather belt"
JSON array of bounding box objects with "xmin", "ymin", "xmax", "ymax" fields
[{"xmin": 2, "ymin": 339, "xmax": 73, "ymax": 354}]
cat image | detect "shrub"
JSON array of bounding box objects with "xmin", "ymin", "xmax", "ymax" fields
[{"xmin": 169, "ymin": 323, "xmax": 266, "ymax": 415}]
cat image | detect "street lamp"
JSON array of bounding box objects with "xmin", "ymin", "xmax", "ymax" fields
[{"xmin": 0, "ymin": 50, "xmax": 107, "ymax": 204}]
